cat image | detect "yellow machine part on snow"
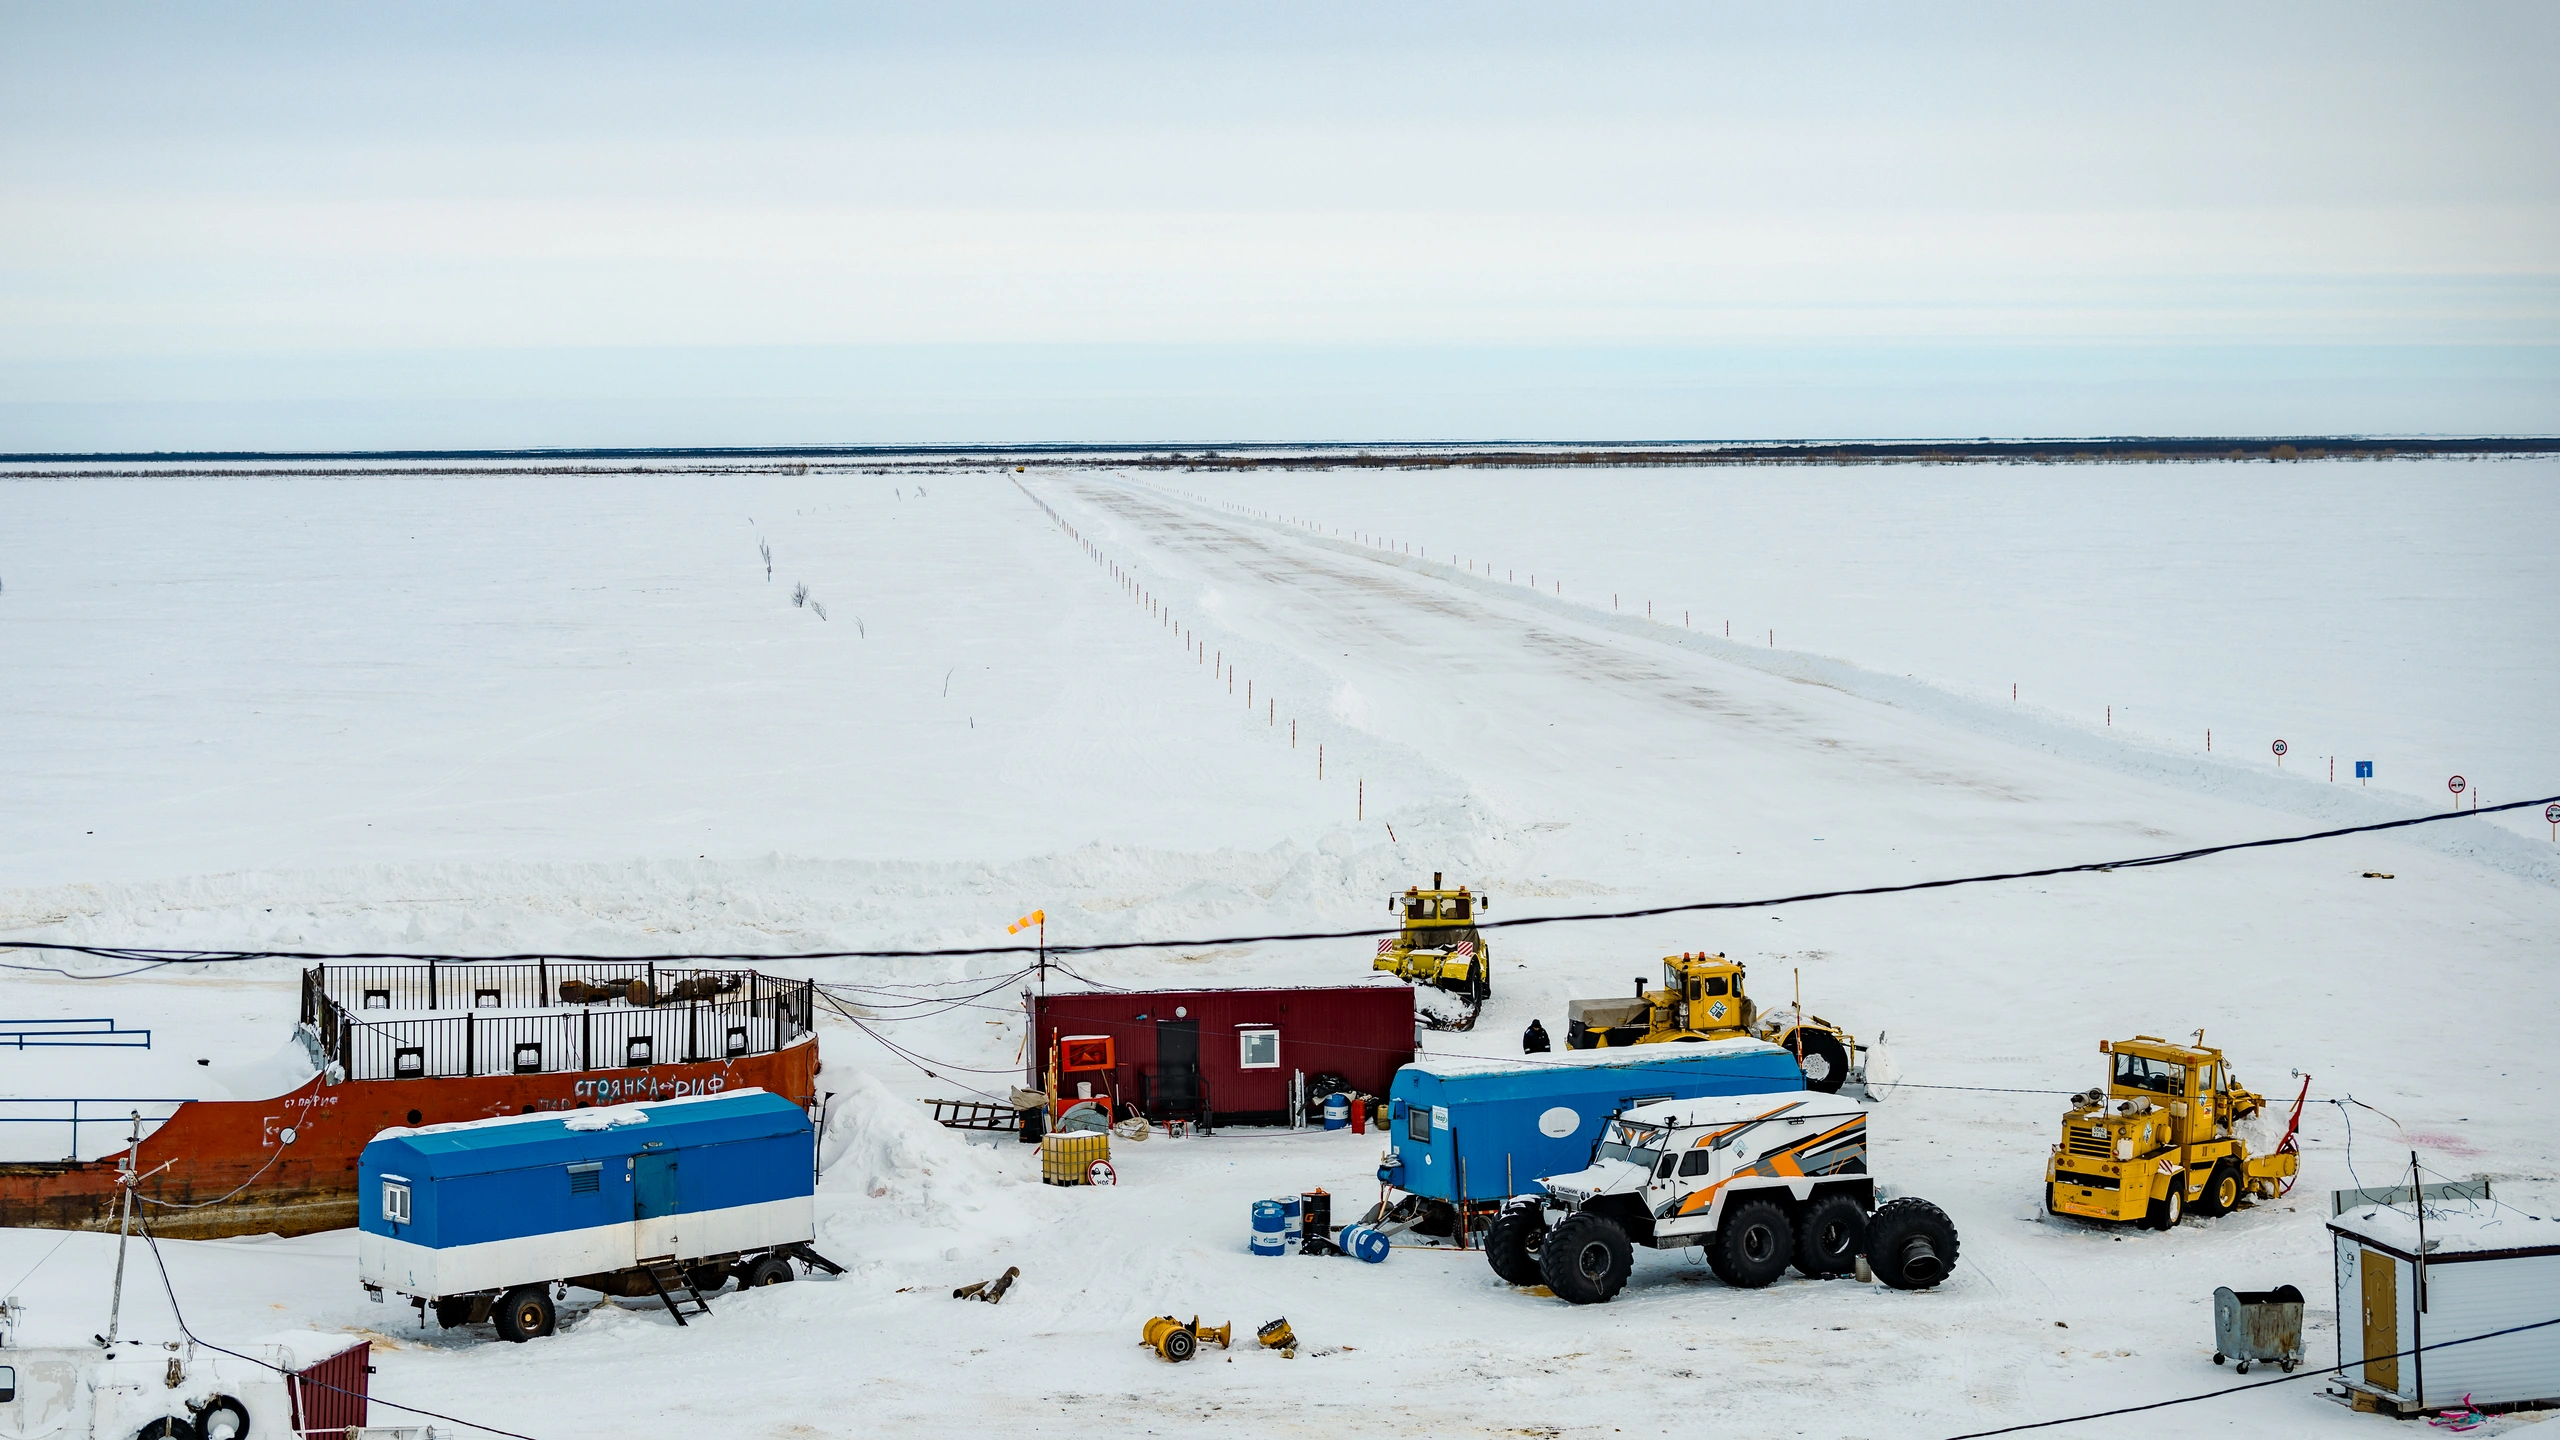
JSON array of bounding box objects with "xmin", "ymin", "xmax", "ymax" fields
[
  {"xmin": 2045, "ymin": 1034, "xmax": 2300, "ymax": 1228},
  {"xmin": 1562, "ymin": 953, "xmax": 1864, "ymax": 1094},
  {"xmin": 1373, "ymin": 873, "xmax": 1493, "ymax": 1002}
]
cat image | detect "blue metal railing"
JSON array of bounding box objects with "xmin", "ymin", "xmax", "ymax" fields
[
  {"xmin": 0, "ymin": 1098, "xmax": 190, "ymax": 1163},
  {"xmin": 0, "ymin": 1018, "xmax": 152, "ymax": 1050}
]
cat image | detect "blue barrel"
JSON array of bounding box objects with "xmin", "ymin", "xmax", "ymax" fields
[
  {"xmin": 1323, "ymin": 1094, "xmax": 1350, "ymax": 1130},
  {"xmin": 1249, "ymin": 1231, "xmax": 1286, "ymax": 1256},
  {"xmin": 1278, "ymin": 1194, "xmax": 1302, "ymax": 1244},
  {"xmin": 1341, "ymin": 1223, "xmax": 1391, "ymax": 1263}
]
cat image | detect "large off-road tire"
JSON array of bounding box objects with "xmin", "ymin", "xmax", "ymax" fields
[
  {"xmin": 1785, "ymin": 1029, "xmax": 1853, "ymax": 1093},
  {"xmin": 493, "ymin": 1284, "xmax": 556, "ymax": 1343},
  {"xmin": 192, "ymin": 1397, "xmax": 250, "ymax": 1440},
  {"xmin": 1865, "ymin": 1197, "xmax": 1960, "ymax": 1290},
  {"xmin": 1539, "ymin": 1212, "xmax": 1633, "ymax": 1305},
  {"xmin": 1486, "ymin": 1206, "xmax": 1549, "ymax": 1287},
  {"xmin": 2195, "ymin": 1161, "xmax": 2242, "ymax": 1217},
  {"xmin": 1793, "ymin": 1193, "xmax": 1867, "ymax": 1277},
  {"xmin": 2146, "ymin": 1175, "xmax": 2185, "ymax": 1231},
  {"xmin": 1706, "ymin": 1199, "xmax": 1794, "ymax": 1288}
]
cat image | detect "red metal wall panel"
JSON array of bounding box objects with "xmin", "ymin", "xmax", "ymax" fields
[
  {"xmin": 290, "ymin": 1340, "xmax": 371, "ymax": 1431},
  {"xmin": 1028, "ymin": 985, "xmax": 1415, "ymax": 1123}
]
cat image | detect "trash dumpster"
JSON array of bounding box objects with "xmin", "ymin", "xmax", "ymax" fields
[{"xmin": 2211, "ymin": 1284, "xmax": 2305, "ymax": 1373}]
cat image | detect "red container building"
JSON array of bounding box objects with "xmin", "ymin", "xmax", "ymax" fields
[{"xmin": 1027, "ymin": 985, "xmax": 1415, "ymax": 1128}]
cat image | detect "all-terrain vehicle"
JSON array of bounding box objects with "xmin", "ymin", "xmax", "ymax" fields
[
  {"xmin": 1374, "ymin": 874, "xmax": 1493, "ymax": 1029},
  {"xmin": 1564, "ymin": 952, "xmax": 1867, "ymax": 1093},
  {"xmin": 2045, "ymin": 1034, "xmax": 2303, "ymax": 1228},
  {"xmin": 1487, "ymin": 1091, "xmax": 1958, "ymax": 1304}
]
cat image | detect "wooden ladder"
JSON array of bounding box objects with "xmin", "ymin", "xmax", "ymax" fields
[{"xmin": 640, "ymin": 1255, "xmax": 713, "ymax": 1326}]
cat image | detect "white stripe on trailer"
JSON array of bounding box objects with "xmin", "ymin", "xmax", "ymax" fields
[{"xmin": 359, "ymin": 1194, "xmax": 811, "ymax": 1299}]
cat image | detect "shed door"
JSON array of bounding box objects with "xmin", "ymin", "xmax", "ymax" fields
[
  {"xmin": 2361, "ymin": 1248, "xmax": 2398, "ymax": 1392},
  {"xmin": 635, "ymin": 1154, "xmax": 679, "ymax": 1220},
  {"xmin": 1153, "ymin": 1019, "xmax": 1201, "ymax": 1114}
]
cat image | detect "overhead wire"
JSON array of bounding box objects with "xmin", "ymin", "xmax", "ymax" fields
[{"xmin": 4, "ymin": 794, "xmax": 2551, "ymax": 972}]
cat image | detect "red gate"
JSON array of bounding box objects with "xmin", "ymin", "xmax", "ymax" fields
[{"xmin": 289, "ymin": 1339, "xmax": 370, "ymax": 1433}]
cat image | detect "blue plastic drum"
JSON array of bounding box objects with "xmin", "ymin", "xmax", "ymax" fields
[
  {"xmin": 1249, "ymin": 1231, "xmax": 1287, "ymax": 1256},
  {"xmin": 1341, "ymin": 1223, "xmax": 1391, "ymax": 1263},
  {"xmin": 1278, "ymin": 1194, "xmax": 1303, "ymax": 1244},
  {"xmin": 1323, "ymin": 1094, "xmax": 1351, "ymax": 1130}
]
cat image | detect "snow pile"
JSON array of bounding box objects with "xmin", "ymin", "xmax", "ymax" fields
[
  {"xmin": 560, "ymin": 1105, "xmax": 649, "ymax": 1132},
  {"xmin": 813, "ymin": 1069, "xmax": 1041, "ymax": 1268}
]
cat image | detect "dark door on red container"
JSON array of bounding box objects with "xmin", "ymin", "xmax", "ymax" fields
[{"xmin": 1153, "ymin": 1019, "xmax": 1201, "ymax": 1116}]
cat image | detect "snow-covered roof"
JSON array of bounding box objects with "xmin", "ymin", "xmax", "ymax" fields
[
  {"xmin": 1407, "ymin": 1035, "xmax": 1783, "ymax": 1077},
  {"xmin": 2328, "ymin": 1199, "xmax": 2560, "ymax": 1260},
  {"xmin": 1618, "ymin": 1091, "xmax": 1864, "ymax": 1129}
]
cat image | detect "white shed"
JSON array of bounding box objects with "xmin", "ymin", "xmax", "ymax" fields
[{"xmin": 2329, "ymin": 1192, "xmax": 2560, "ymax": 1415}]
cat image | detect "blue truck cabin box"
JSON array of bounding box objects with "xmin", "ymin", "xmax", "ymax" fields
[
  {"xmin": 357, "ymin": 1088, "xmax": 814, "ymax": 1300},
  {"xmin": 1383, "ymin": 1039, "xmax": 1804, "ymax": 1203}
]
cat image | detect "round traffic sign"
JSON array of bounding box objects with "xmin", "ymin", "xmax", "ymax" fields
[
  {"xmin": 2449, "ymin": 775, "xmax": 2467, "ymax": 794},
  {"xmin": 2546, "ymin": 802, "xmax": 2560, "ymax": 824},
  {"xmin": 2271, "ymin": 739, "xmax": 2288, "ymax": 757}
]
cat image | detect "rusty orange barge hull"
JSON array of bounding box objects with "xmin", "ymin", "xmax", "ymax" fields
[{"xmin": 0, "ymin": 1041, "xmax": 819, "ymax": 1239}]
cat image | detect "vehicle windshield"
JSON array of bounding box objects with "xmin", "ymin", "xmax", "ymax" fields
[
  {"xmin": 2113, "ymin": 1053, "xmax": 2186, "ymax": 1096},
  {"xmin": 1593, "ymin": 1119, "xmax": 1663, "ymax": 1170}
]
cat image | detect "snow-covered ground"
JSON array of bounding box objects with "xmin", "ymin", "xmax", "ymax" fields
[{"xmin": 2, "ymin": 461, "xmax": 2555, "ymax": 1437}]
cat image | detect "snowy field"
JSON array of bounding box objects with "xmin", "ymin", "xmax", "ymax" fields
[{"xmin": 3, "ymin": 460, "xmax": 2557, "ymax": 1438}]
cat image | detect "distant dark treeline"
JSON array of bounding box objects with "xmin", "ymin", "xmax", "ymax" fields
[{"xmin": 6, "ymin": 435, "xmax": 2556, "ymax": 477}]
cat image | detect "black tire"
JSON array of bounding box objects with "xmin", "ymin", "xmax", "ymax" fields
[
  {"xmin": 493, "ymin": 1284, "xmax": 555, "ymax": 1343},
  {"xmin": 134, "ymin": 1420, "xmax": 198, "ymax": 1440},
  {"xmin": 1163, "ymin": 1327, "xmax": 1197, "ymax": 1363},
  {"xmin": 193, "ymin": 1397, "xmax": 251, "ymax": 1440},
  {"xmin": 1472, "ymin": 961, "xmax": 1491, "ymax": 1002},
  {"xmin": 1538, "ymin": 1212, "xmax": 1633, "ymax": 1305},
  {"xmin": 1864, "ymin": 1197, "xmax": 1960, "ymax": 1290},
  {"xmin": 433, "ymin": 1295, "xmax": 476, "ymax": 1329},
  {"xmin": 1793, "ymin": 1193, "xmax": 1867, "ymax": 1278},
  {"xmin": 1707, "ymin": 1199, "xmax": 1794, "ymax": 1288},
  {"xmin": 1485, "ymin": 1206, "xmax": 1549, "ymax": 1287},
  {"xmin": 687, "ymin": 1264, "xmax": 729, "ymax": 1294},
  {"xmin": 1786, "ymin": 1029, "xmax": 1852, "ymax": 1093},
  {"xmin": 743, "ymin": 1255, "xmax": 795, "ymax": 1287},
  {"xmin": 2195, "ymin": 1161, "xmax": 2242, "ymax": 1217},
  {"xmin": 2146, "ymin": 1175, "xmax": 2185, "ymax": 1230}
]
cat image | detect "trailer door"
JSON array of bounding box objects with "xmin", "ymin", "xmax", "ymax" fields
[{"xmin": 635, "ymin": 1153, "xmax": 681, "ymax": 1255}]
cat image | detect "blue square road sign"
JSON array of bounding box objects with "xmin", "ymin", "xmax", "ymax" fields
[{"xmin": 2355, "ymin": 761, "xmax": 2374, "ymax": 779}]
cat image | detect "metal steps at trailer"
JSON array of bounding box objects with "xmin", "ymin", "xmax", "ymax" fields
[{"xmin": 640, "ymin": 1255, "xmax": 713, "ymax": 1325}]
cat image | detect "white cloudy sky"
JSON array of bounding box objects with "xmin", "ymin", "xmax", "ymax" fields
[{"xmin": 3, "ymin": 3, "xmax": 2554, "ymax": 447}]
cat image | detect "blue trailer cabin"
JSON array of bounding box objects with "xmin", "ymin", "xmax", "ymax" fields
[
  {"xmin": 1383, "ymin": 1039, "xmax": 1804, "ymax": 1204},
  {"xmin": 357, "ymin": 1088, "xmax": 815, "ymax": 1303}
]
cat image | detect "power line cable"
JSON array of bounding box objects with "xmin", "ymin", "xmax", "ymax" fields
[
  {"xmin": 6, "ymin": 794, "xmax": 2550, "ymax": 971},
  {"xmin": 1940, "ymin": 1315, "xmax": 2560, "ymax": 1438}
]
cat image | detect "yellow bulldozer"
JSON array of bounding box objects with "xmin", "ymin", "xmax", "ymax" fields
[
  {"xmin": 1562, "ymin": 952, "xmax": 1865, "ymax": 1094},
  {"xmin": 2045, "ymin": 1033, "xmax": 2304, "ymax": 1229},
  {"xmin": 1374, "ymin": 875, "xmax": 1493, "ymax": 1025}
]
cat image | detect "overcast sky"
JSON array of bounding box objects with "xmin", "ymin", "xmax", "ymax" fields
[{"xmin": 3, "ymin": 3, "xmax": 2554, "ymax": 448}]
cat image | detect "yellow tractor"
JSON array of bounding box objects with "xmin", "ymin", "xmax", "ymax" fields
[
  {"xmin": 1374, "ymin": 875, "xmax": 1493, "ymax": 1023},
  {"xmin": 2045, "ymin": 1034, "xmax": 2303, "ymax": 1229},
  {"xmin": 1562, "ymin": 952, "xmax": 1865, "ymax": 1094}
]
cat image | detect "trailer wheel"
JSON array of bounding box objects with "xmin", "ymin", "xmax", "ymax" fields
[
  {"xmin": 1707, "ymin": 1199, "xmax": 1794, "ymax": 1288},
  {"xmin": 133, "ymin": 1419, "xmax": 198, "ymax": 1440},
  {"xmin": 493, "ymin": 1284, "xmax": 556, "ymax": 1342},
  {"xmin": 1485, "ymin": 1205, "xmax": 1549, "ymax": 1287},
  {"xmin": 1793, "ymin": 1194, "xmax": 1867, "ymax": 1277},
  {"xmin": 687, "ymin": 1264, "xmax": 729, "ymax": 1294},
  {"xmin": 1786, "ymin": 1029, "xmax": 1852, "ymax": 1093},
  {"xmin": 1864, "ymin": 1197, "xmax": 1960, "ymax": 1290},
  {"xmin": 743, "ymin": 1255, "xmax": 795, "ymax": 1288},
  {"xmin": 192, "ymin": 1396, "xmax": 250, "ymax": 1440},
  {"xmin": 1538, "ymin": 1213, "xmax": 1632, "ymax": 1304},
  {"xmin": 433, "ymin": 1295, "xmax": 477, "ymax": 1328}
]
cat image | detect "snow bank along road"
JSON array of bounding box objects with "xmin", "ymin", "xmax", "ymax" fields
[{"xmin": 2, "ymin": 461, "xmax": 2555, "ymax": 1438}]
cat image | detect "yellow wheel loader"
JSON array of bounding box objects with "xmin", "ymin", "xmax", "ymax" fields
[
  {"xmin": 1373, "ymin": 874, "xmax": 1494, "ymax": 1029},
  {"xmin": 2045, "ymin": 1034, "xmax": 2304, "ymax": 1228},
  {"xmin": 1562, "ymin": 953, "xmax": 1865, "ymax": 1094}
]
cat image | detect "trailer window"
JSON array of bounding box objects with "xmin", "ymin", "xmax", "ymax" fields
[
  {"xmin": 1406, "ymin": 1105, "xmax": 1431, "ymax": 1143},
  {"xmin": 381, "ymin": 1179, "xmax": 410, "ymax": 1225},
  {"xmin": 1238, "ymin": 1029, "xmax": 1279, "ymax": 1069}
]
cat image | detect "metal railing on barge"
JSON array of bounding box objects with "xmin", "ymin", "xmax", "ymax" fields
[{"xmin": 301, "ymin": 963, "xmax": 816, "ymax": 1083}]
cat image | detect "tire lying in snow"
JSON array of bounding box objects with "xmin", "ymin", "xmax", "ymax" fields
[
  {"xmin": 1538, "ymin": 1212, "xmax": 1632, "ymax": 1304},
  {"xmin": 1863, "ymin": 1197, "xmax": 1960, "ymax": 1289},
  {"xmin": 1485, "ymin": 1205, "xmax": 1549, "ymax": 1287}
]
